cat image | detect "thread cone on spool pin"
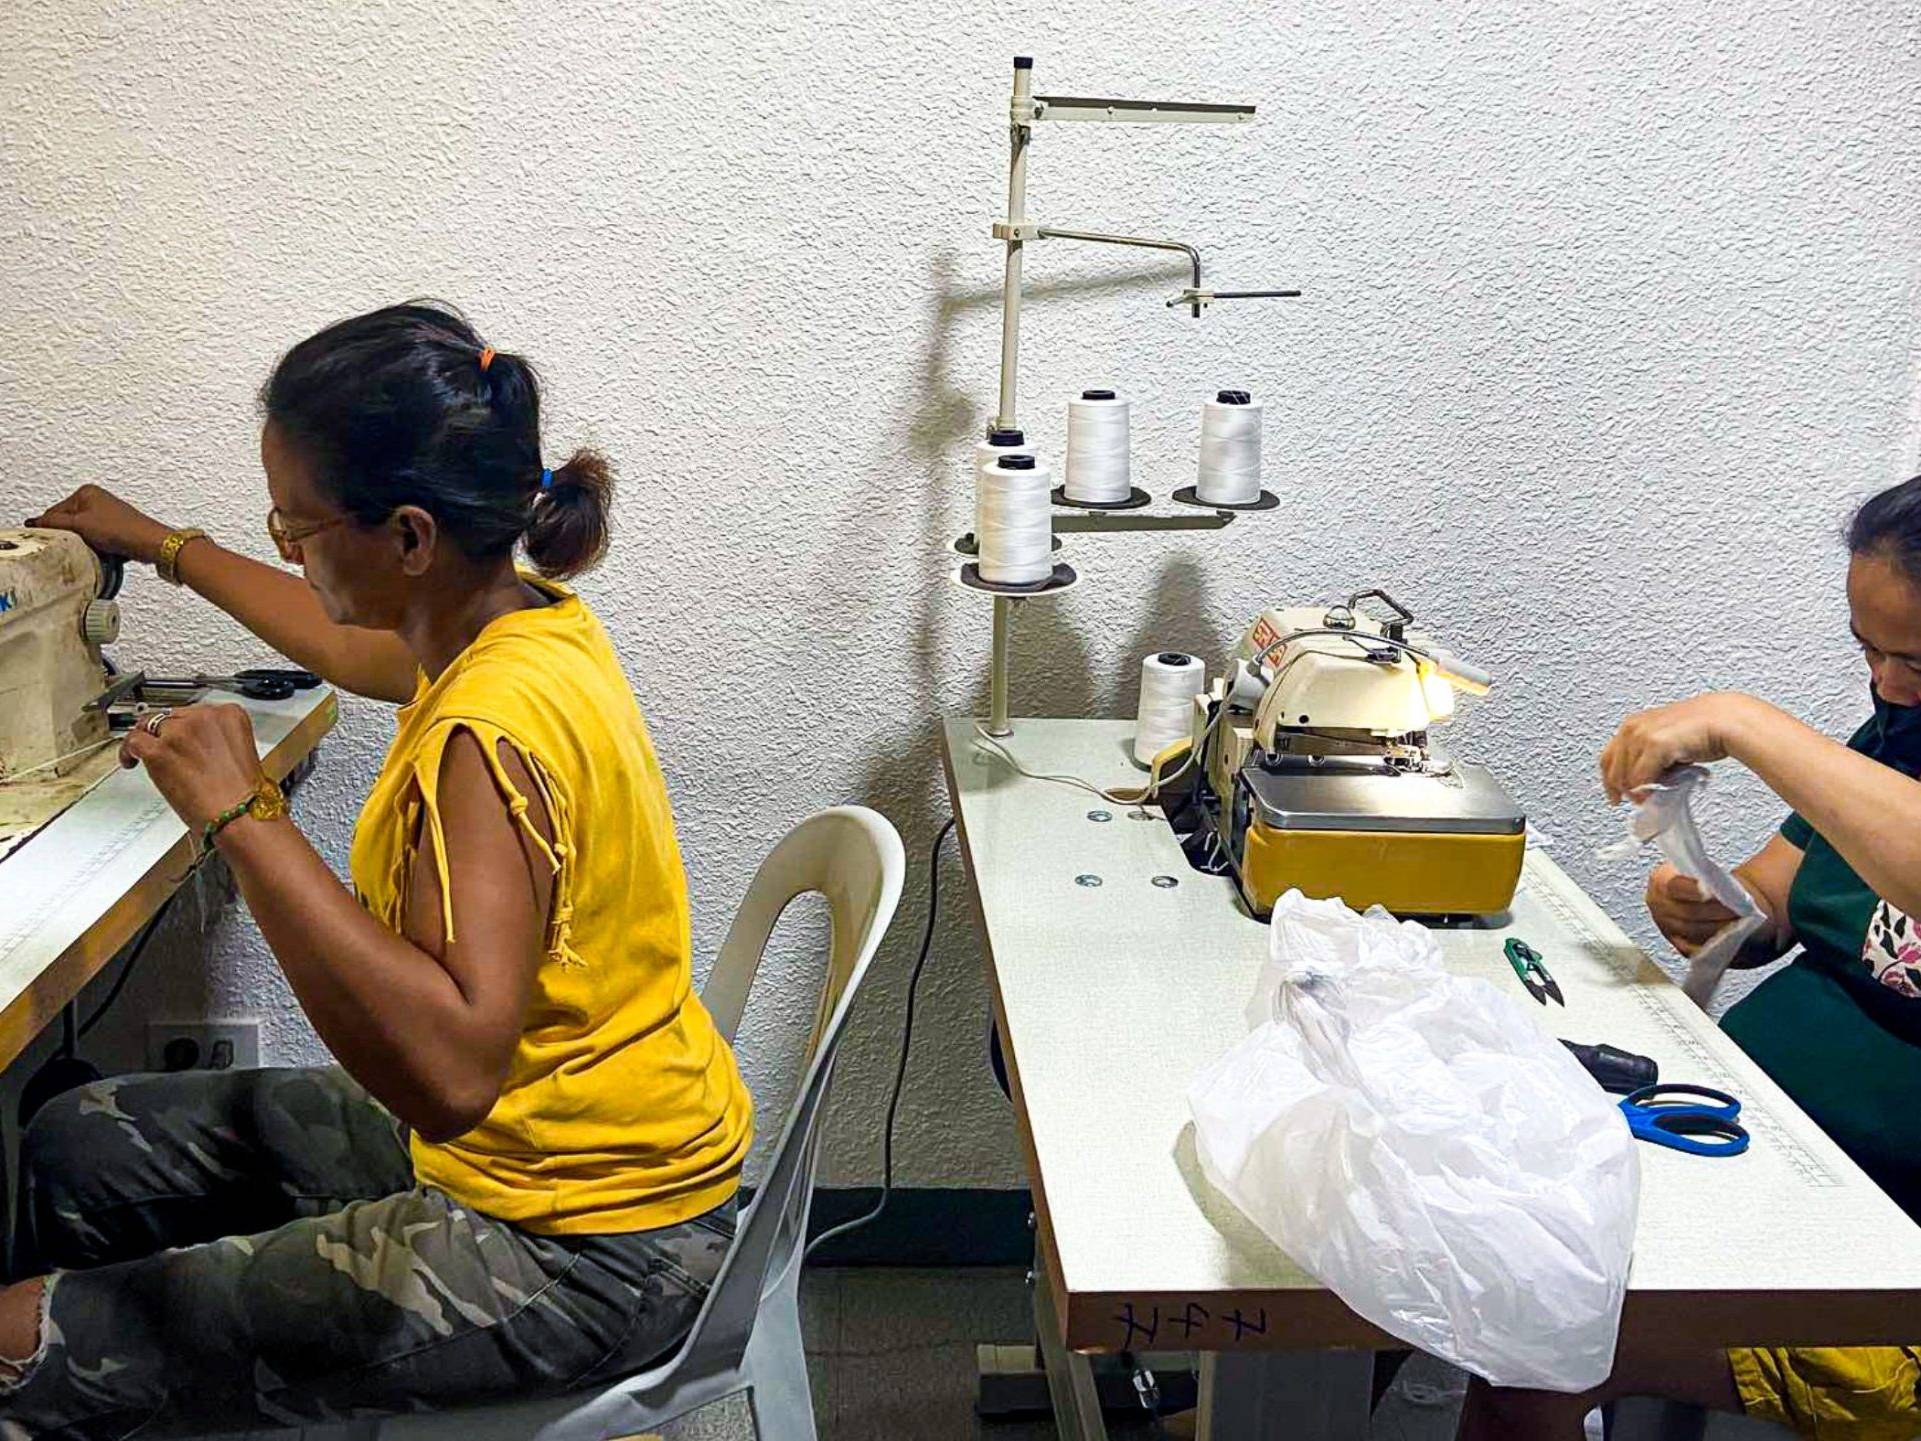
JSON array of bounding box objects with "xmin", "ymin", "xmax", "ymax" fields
[
  {"xmin": 1063, "ymin": 386, "xmax": 1149, "ymax": 508},
  {"xmin": 1053, "ymin": 485, "xmax": 1151, "ymax": 510},
  {"xmin": 1135, "ymin": 651, "xmax": 1206, "ymax": 765},
  {"xmin": 1177, "ymin": 386, "xmax": 1279, "ymax": 511},
  {"xmin": 976, "ymin": 453, "xmax": 1057, "ymax": 586},
  {"xmin": 970, "ymin": 428, "xmax": 1037, "ymax": 558},
  {"xmin": 1172, "ymin": 485, "xmax": 1279, "ymax": 512}
]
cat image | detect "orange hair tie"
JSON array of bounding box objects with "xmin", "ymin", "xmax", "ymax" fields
[{"xmin": 477, "ymin": 346, "xmax": 496, "ymax": 372}]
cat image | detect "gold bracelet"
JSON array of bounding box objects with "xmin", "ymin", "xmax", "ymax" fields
[
  {"xmin": 156, "ymin": 527, "xmax": 207, "ymax": 585},
  {"xmin": 200, "ymin": 775, "xmax": 289, "ymax": 852}
]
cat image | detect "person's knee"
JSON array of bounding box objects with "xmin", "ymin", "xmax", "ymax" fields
[
  {"xmin": 19, "ymin": 1077, "xmax": 148, "ymax": 1270},
  {"xmin": 20, "ymin": 1080, "xmax": 115, "ymax": 1198}
]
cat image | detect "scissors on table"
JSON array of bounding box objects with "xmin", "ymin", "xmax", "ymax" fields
[
  {"xmin": 1503, "ymin": 937, "xmax": 1564, "ymax": 1006},
  {"xmin": 1619, "ymin": 1083, "xmax": 1750, "ymax": 1158},
  {"xmin": 144, "ymin": 668, "xmax": 322, "ymax": 701}
]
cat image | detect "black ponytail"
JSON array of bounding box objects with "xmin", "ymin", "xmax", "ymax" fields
[
  {"xmin": 525, "ymin": 449, "xmax": 615, "ymax": 578},
  {"xmin": 260, "ymin": 299, "xmax": 613, "ymax": 580},
  {"xmin": 1848, "ymin": 476, "xmax": 1921, "ymax": 583}
]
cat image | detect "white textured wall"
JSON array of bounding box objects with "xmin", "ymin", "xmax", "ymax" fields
[{"xmin": 3, "ymin": 1, "xmax": 1918, "ymax": 1188}]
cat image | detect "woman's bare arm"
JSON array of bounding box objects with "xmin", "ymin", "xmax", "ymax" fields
[{"xmin": 32, "ymin": 483, "xmax": 418, "ymax": 703}]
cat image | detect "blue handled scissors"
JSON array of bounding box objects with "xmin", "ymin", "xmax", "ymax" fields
[{"xmin": 1619, "ymin": 1084, "xmax": 1750, "ymax": 1158}]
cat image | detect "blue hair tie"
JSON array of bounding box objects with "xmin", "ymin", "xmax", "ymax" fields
[{"xmin": 540, "ymin": 467, "xmax": 554, "ymax": 490}]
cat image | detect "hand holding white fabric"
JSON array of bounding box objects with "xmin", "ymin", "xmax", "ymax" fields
[{"xmin": 1599, "ymin": 765, "xmax": 1766, "ymax": 1005}]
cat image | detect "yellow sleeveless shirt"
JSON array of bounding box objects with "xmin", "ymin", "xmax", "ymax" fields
[{"xmin": 348, "ymin": 578, "xmax": 752, "ymax": 1234}]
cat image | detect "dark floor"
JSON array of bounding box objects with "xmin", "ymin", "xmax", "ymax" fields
[
  {"xmin": 241, "ymin": 1267, "xmax": 1780, "ymax": 1439},
  {"xmin": 661, "ymin": 1267, "xmax": 1477, "ymax": 1441}
]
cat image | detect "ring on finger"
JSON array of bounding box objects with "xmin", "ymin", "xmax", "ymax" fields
[{"xmin": 145, "ymin": 708, "xmax": 174, "ymax": 736}]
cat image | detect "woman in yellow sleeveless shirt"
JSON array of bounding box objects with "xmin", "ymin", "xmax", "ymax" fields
[{"xmin": 13, "ymin": 301, "xmax": 752, "ymax": 1436}]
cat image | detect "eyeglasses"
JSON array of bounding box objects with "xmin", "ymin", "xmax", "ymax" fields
[{"xmin": 267, "ymin": 506, "xmax": 349, "ymax": 561}]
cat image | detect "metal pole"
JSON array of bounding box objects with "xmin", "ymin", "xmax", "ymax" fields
[
  {"xmin": 1035, "ymin": 226, "xmax": 1203, "ymax": 316},
  {"xmin": 996, "ymin": 56, "xmax": 1032, "ymax": 430},
  {"xmin": 988, "ymin": 597, "xmax": 1013, "ymax": 737},
  {"xmin": 987, "ymin": 56, "xmax": 1033, "ymax": 737}
]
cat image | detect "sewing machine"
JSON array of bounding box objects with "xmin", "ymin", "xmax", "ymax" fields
[
  {"xmin": 0, "ymin": 528, "xmax": 122, "ymax": 783},
  {"xmin": 0, "ymin": 524, "xmax": 335, "ymax": 1068},
  {"xmin": 1187, "ymin": 589, "xmax": 1526, "ymax": 919}
]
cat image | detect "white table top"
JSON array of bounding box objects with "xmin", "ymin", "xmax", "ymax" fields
[
  {"xmin": 943, "ymin": 717, "xmax": 1921, "ymax": 1354},
  {"xmin": 0, "ymin": 688, "xmax": 337, "ymax": 1069}
]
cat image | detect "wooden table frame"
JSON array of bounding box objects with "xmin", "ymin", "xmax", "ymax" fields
[{"xmin": 0, "ymin": 689, "xmax": 338, "ymax": 1071}]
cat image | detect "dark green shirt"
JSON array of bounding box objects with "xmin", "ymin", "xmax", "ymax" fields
[
  {"xmin": 1721, "ymin": 695, "xmax": 1921, "ymax": 1217},
  {"xmin": 1778, "ymin": 705, "xmax": 1921, "ymax": 1043}
]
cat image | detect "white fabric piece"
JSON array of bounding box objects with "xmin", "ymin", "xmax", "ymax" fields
[
  {"xmin": 1188, "ymin": 891, "xmax": 1640, "ymax": 1392},
  {"xmin": 1597, "ymin": 765, "xmax": 1766, "ymax": 1006}
]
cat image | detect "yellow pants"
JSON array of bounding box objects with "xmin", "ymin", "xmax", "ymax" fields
[{"xmin": 1730, "ymin": 1346, "xmax": 1921, "ymax": 1439}]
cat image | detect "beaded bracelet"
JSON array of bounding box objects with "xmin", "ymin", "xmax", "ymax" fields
[{"xmin": 201, "ymin": 795, "xmax": 256, "ymax": 850}]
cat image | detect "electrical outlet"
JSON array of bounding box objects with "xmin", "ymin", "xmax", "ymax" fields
[{"xmin": 147, "ymin": 1022, "xmax": 260, "ymax": 1073}]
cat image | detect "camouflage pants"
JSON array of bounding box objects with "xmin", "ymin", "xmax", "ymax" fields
[{"xmin": 0, "ymin": 1066, "xmax": 732, "ymax": 1440}]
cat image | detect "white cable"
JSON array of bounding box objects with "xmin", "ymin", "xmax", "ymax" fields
[{"xmin": 972, "ymin": 702, "xmax": 1225, "ymax": 805}]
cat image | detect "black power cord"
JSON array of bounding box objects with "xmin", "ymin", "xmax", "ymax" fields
[
  {"xmin": 1125, "ymin": 1352, "xmax": 1176, "ymax": 1439},
  {"xmin": 804, "ymin": 815, "xmax": 956, "ymax": 1262},
  {"xmin": 78, "ymin": 888, "xmax": 181, "ymax": 1039}
]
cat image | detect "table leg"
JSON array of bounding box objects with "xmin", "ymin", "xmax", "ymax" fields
[
  {"xmin": 1197, "ymin": 1349, "xmax": 1374, "ymax": 1440},
  {"xmin": 1031, "ymin": 1251, "xmax": 1109, "ymax": 1441}
]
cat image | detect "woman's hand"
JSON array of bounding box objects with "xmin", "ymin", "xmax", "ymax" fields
[
  {"xmin": 1643, "ymin": 862, "xmax": 1741, "ymax": 957},
  {"xmin": 1599, "ymin": 693, "xmax": 1775, "ymax": 804},
  {"xmin": 119, "ymin": 703, "xmax": 264, "ymax": 832},
  {"xmin": 30, "ymin": 484, "xmax": 174, "ymax": 565}
]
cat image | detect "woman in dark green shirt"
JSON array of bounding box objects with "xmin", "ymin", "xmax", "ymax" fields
[
  {"xmin": 1601, "ymin": 477, "xmax": 1921, "ymax": 1222},
  {"xmin": 1459, "ymin": 475, "xmax": 1921, "ymax": 1441}
]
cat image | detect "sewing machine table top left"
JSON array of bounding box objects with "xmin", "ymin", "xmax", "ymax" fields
[{"xmin": 0, "ymin": 687, "xmax": 337, "ymax": 1073}]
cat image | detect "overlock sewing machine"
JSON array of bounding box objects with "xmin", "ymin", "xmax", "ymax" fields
[{"xmin": 1181, "ymin": 589, "xmax": 1526, "ymax": 919}]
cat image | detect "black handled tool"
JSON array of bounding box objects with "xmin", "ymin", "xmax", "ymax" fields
[{"xmin": 1563, "ymin": 1040, "xmax": 1660, "ymax": 1095}]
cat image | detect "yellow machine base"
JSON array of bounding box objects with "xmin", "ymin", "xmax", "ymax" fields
[{"xmin": 1241, "ymin": 823, "xmax": 1525, "ymax": 918}]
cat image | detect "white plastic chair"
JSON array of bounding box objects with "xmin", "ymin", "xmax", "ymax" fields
[{"xmin": 364, "ymin": 804, "xmax": 907, "ymax": 1441}]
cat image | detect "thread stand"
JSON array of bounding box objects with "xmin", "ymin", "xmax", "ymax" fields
[
  {"xmin": 955, "ymin": 562, "xmax": 1080, "ymax": 597},
  {"xmin": 1051, "ymin": 486, "xmax": 1151, "ymax": 511},
  {"xmin": 1170, "ymin": 486, "xmax": 1280, "ymax": 512},
  {"xmin": 965, "ymin": 55, "xmax": 1299, "ymax": 736}
]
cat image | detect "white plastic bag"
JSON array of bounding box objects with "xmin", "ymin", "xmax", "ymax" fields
[
  {"xmin": 1597, "ymin": 765, "xmax": 1766, "ymax": 1006},
  {"xmin": 1187, "ymin": 891, "xmax": 1640, "ymax": 1392}
]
